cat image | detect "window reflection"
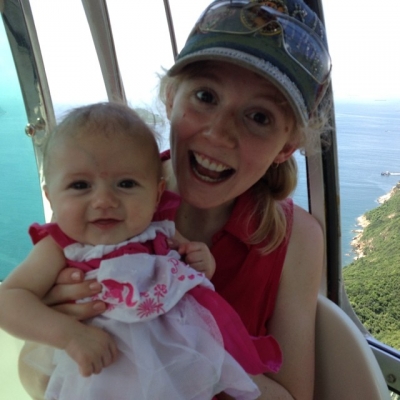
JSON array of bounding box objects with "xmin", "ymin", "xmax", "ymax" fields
[{"xmin": 0, "ymin": 19, "xmax": 44, "ymax": 281}]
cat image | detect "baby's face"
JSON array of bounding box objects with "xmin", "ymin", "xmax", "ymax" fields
[{"xmin": 44, "ymin": 132, "xmax": 163, "ymax": 245}]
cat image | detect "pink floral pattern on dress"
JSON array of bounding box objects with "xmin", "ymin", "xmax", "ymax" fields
[
  {"xmin": 137, "ymin": 297, "xmax": 165, "ymax": 318},
  {"xmin": 74, "ymin": 240, "xmax": 212, "ymax": 323},
  {"xmin": 136, "ymin": 284, "xmax": 168, "ymax": 318},
  {"xmin": 154, "ymin": 284, "xmax": 167, "ymax": 301}
]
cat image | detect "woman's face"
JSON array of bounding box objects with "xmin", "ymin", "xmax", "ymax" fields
[{"xmin": 166, "ymin": 61, "xmax": 297, "ymax": 209}]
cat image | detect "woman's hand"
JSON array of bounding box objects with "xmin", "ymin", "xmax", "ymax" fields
[{"xmin": 42, "ymin": 267, "xmax": 106, "ymax": 320}]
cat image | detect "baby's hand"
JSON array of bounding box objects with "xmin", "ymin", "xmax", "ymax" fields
[
  {"xmin": 178, "ymin": 241, "xmax": 216, "ymax": 279},
  {"xmin": 169, "ymin": 231, "xmax": 215, "ymax": 279},
  {"xmin": 171, "ymin": 231, "xmax": 216, "ymax": 280},
  {"xmin": 64, "ymin": 324, "xmax": 119, "ymax": 377}
]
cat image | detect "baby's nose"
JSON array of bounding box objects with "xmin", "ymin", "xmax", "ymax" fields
[{"xmin": 92, "ymin": 187, "xmax": 119, "ymax": 209}]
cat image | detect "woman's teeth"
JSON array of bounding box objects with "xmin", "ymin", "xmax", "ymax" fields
[
  {"xmin": 191, "ymin": 151, "xmax": 233, "ymax": 182},
  {"xmin": 193, "ymin": 152, "xmax": 230, "ymax": 172}
]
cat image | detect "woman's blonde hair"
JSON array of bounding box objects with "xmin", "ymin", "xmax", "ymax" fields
[{"xmin": 159, "ymin": 62, "xmax": 331, "ymax": 253}]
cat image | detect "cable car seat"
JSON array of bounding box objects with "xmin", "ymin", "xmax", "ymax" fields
[{"xmin": 314, "ymin": 294, "xmax": 390, "ymax": 399}]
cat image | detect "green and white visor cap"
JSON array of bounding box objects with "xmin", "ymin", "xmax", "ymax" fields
[{"xmin": 168, "ymin": 0, "xmax": 332, "ymax": 126}]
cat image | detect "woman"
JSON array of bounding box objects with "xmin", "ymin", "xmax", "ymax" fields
[{"xmin": 19, "ymin": 0, "xmax": 331, "ymax": 398}]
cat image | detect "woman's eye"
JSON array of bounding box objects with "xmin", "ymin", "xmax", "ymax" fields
[
  {"xmin": 119, "ymin": 180, "xmax": 136, "ymax": 189},
  {"xmin": 195, "ymin": 90, "xmax": 215, "ymax": 104},
  {"xmin": 249, "ymin": 111, "xmax": 270, "ymax": 125},
  {"xmin": 70, "ymin": 181, "xmax": 89, "ymax": 190}
]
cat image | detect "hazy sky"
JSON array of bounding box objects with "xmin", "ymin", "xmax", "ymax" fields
[
  {"xmin": 323, "ymin": 0, "xmax": 400, "ymax": 100},
  {"xmin": 4, "ymin": 0, "xmax": 400, "ymax": 106}
]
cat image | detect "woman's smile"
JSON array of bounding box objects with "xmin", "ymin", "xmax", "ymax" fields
[{"xmin": 190, "ymin": 151, "xmax": 235, "ymax": 183}]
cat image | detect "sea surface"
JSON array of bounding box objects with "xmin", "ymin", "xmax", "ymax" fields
[
  {"xmin": 0, "ymin": 98, "xmax": 399, "ymax": 279},
  {"xmin": 305, "ymin": 100, "xmax": 400, "ymax": 266}
]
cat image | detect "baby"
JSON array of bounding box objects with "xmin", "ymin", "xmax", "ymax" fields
[{"xmin": 0, "ymin": 102, "xmax": 280, "ymax": 400}]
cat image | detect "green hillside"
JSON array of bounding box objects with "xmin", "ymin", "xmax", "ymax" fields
[{"xmin": 343, "ymin": 183, "xmax": 400, "ymax": 349}]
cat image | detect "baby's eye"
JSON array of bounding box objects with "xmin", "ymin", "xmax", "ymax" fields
[
  {"xmin": 195, "ymin": 90, "xmax": 215, "ymax": 104},
  {"xmin": 70, "ymin": 181, "xmax": 89, "ymax": 190},
  {"xmin": 119, "ymin": 179, "xmax": 137, "ymax": 189},
  {"xmin": 249, "ymin": 111, "xmax": 271, "ymax": 125}
]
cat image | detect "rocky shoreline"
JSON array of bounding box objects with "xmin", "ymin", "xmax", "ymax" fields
[
  {"xmin": 351, "ymin": 182, "xmax": 400, "ymax": 260},
  {"xmin": 377, "ymin": 183, "xmax": 400, "ymax": 204},
  {"xmin": 351, "ymin": 215, "xmax": 369, "ymax": 259}
]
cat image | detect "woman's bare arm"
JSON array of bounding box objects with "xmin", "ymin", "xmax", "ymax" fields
[
  {"xmin": 218, "ymin": 206, "xmax": 323, "ymax": 400},
  {"xmin": 216, "ymin": 374, "xmax": 293, "ymax": 399},
  {"xmin": 263, "ymin": 205, "xmax": 323, "ymax": 399}
]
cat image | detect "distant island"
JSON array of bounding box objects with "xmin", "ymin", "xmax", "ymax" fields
[{"xmin": 343, "ymin": 182, "xmax": 400, "ymax": 349}]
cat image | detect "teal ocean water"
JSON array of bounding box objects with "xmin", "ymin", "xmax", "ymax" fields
[
  {"xmin": 331, "ymin": 100, "xmax": 400, "ymax": 265},
  {"xmin": 294, "ymin": 100, "xmax": 400, "ymax": 265},
  {"xmin": 0, "ymin": 96, "xmax": 45, "ymax": 280},
  {"xmin": 0, "ymin": 97, "xmax": 400, "ymax": 279}
]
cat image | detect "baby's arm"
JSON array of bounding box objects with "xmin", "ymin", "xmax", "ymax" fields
[
  {"xmin": 172, "ymin": 231, "xmax": 216, "ymax": 280},
  {"xmin": 0, "ymin": 236, "xmax": 118, "ymax": 376}
]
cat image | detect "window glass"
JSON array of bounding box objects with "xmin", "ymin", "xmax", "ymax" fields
[
  {"xmin": 323, "ymin": 0, "xmax": 400, "ymax": 355},
  {"xmin": 292, "ymin": 152, "xmax": 308, "ymax": 210},
  {"xmin": 0, "ymin": 19, "xmax": 44, "ymax": 281},
  {"xmin": 30, "ymin": 0, "xmax": 108, "ymax": 120},
  {"xmin": 107, "ymin": 0, "xmax": 213, "ymax": 150}
]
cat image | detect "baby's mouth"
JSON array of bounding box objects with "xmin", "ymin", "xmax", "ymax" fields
[
  {"xmin": 190, "ymin": 151, "xmax": 234, "ymax": 183},
  {"xmin": 91, "ymin": 219, "xmax": 120, "ymax": 229}
]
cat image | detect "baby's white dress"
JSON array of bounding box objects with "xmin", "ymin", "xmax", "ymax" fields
[{"xmin": 27, "ymin": 219, "xmax": 278, "ymax": 400}]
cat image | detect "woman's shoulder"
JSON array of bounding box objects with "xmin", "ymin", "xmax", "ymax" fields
[
  {"xmin": 285, "ymin": 204, "xmax": 324, "ymax": 275},
  {"xmin": 292, "ymin": 204, "xmax": 323, "ymax": 240}
]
